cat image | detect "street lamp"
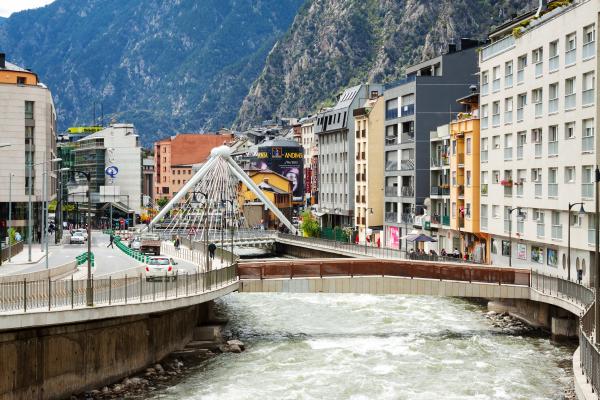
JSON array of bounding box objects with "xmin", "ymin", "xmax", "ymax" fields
[
  {"xmin": 567, "ymin": 202, "xmax": 586, "ymax": 281},
  {"xmin": 223, "ymin": 199, "xmax": 235, "ymax": 264},
  {"xmin": 43, "ymin": 167, "xmax": 69, "ymax": 270},
  {"xmin": 508, "ymin": 206, "xmax": 523, "ymax": 267},
  {"xmin": 27, "ymin": 157, "xmax": 61, "ymax": 262},
  {"xmin": 68, "ymin": 169, "xmax": 93, "ymax": 306}
]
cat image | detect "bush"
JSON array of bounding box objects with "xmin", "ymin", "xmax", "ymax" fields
[{"xmin": 299, "ymin": 210, "xmax": 320, "ymax": 237}]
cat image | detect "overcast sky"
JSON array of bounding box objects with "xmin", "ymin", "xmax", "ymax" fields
[{"xmin": 0, "ymin": 0, "xmax": 55, "ymax": 18}]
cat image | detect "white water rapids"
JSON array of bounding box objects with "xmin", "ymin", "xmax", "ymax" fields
[{"xmin": 151, "ymin": 293, "xmax": 574, "ymax": 400}]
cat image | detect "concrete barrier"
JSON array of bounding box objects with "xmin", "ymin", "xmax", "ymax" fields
[{"xmin": 0, "ymin": 260, "xmax": 78, "ymax": 283}]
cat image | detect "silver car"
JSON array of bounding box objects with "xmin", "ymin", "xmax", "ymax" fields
[{"xmin": 70, "ymin": 231, "xmax": 85, "ymax": 244}]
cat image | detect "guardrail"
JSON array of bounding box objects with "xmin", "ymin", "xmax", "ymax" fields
[
  {"xmin": 238, "ymin": 258, "xmax": 530, "ymax": 285},
  {"xmin": 76, "ymin": 252, "xmax": 95, "ymax": 267},
  {"xmin": 0, "ymin": 264, "xmax": 238, "ymax": 313},
  {"xmin": 580, "ymin": 302, "xmax": 600, "ymax": 395},
  {"xmin": 114, "ymin": 237, "xmax": 151, "ymax": 264},
  {"xmin": 0, "ymin": 241, "xmax": 24, "ymax": 264},
  {"xmin": 0, "ymin": 260, "xmax": 78, "ymax": 284},
  {"xmin": 530, "ymin": 271, "xmax": 594, "ymax": 308}
]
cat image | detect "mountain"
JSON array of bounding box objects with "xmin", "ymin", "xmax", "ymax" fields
[
  {"xmin": 235, "ymin": 0, "xmax": 536, "ymax": 128},
  {"xmin": 0, "ymin": 0, "xmax": 305, "ymax": 145}
]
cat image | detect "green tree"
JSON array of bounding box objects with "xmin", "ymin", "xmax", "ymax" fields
[
  {"xmin": 299, "ymin": 210, "xmax": 320, "ymax": 237},
  {"xmin": 157, "ymin": 197, "xmax": 169, "ymax": 209}
]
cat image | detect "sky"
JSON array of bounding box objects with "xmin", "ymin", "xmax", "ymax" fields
[{"xmin": 0, "ymin": 0, "xmax": 55, "ymax": 18}]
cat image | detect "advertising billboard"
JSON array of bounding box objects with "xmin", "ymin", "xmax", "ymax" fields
[{"xmin": 255, "ymin": 140, "xmax": 304, "ymax": 201}]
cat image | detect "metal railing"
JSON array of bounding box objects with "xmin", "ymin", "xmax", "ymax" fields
[
  {"xmin": 530, "ymin": 271, "xmax": 594, "ymax": 307},
  {"xmin": 0, "ymin": 263, "xmax": 238, "ymax": 313},
  {"xmin": 0, "ymin": 241, "xmax": 24, "ymax": 264}
]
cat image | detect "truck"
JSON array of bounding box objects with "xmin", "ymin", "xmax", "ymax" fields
[{"xmin": 140, "ymin": 233, "xmax": 161, "ymax": 256}]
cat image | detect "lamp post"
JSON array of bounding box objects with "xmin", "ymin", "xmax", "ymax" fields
[
  {"xmin": 508, "ymin": 207, "xmax": 523, "ymax": 267},
  {"xmin": 27, "ymin": 157, "xmax": 62, "ymax": 262},
  {"xmin": 567, "ymin": 202, "xmax": 586, "ymax": 281},
  {"xmin": 224, "ymin": 199, "xmax": 235, "ymax": 264},
  {"xmin": 68, "ymin": 169, "xmax": 93, "ymax": 306},
  {"xmin": 43, "ymin": 167, "xmax": 69, "ymax": 270}
]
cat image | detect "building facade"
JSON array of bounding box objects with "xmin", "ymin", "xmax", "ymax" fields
[
  {"xmin": 142, "ymin": 156, "xmax": 154, "ymax": 207},
  {"xmin": 383, "ymin": 41, "xmax": 480, "ymax": 248},
  {"xmin": 353, "ymin": 96, "xmax": 384, "ymax": 244},
  {"xmin": 315, "ymin": 83, "xmax": 382, "ymax": 228},
  {"xmin": 300, "ymin": 116, "xmax": 317, "ymax": 206},
  {"xmin": 429, "ymin": 125, "xmax": 451, "ymax": 251},
  {"xmin": 0, "ymin": 53, "xmax": 57, "ymax": 238},
  {"xmin": 154, "ymin": 133, "xmax": 234, "ymax": 201},
  {"xmin": 478, "ymin": 0, "xmax": 597, "ymax": 284}
]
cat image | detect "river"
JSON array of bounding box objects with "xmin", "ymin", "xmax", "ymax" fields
[{"xmin": 151, "ymin": 293, "xmax": 575, "ymax": 400}]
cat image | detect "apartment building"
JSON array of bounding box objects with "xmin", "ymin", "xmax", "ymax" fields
[
  {"xmin": 353, "ymin": 96, "xmax": 384, "ymax": 244},
  {"xmin": 300, "ymin": 116, "xmax": 317, "ymax": 205},
  {"xmin": 154, "ymin": 132, "xmax": 234, "ymax": 201},
  {"xmin": 479, "ymin": 0, "xmax": 597, "ymax": 284},
  {"xmin": 315, "ymin": 83, "xmax": 382, "ymax": 227},
  {"xmin": 0, "ymin": 53, "xmax": 57, "ymax": 236},
  {"xmin": 383, "ymin": 40, "xmax": 480, "ymax": 248},
  {"xmin": 429, "ymin": 125, "xmax": 451, "ymax": 250}
]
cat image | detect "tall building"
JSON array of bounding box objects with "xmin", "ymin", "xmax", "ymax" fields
[
  {"xmin": 353, "ymin": 95, "xmax": 385, "ymax": 244},
  {"xmin": 429, "ymin": 125, "xmax": 451, "ymax": 250},
  {"xmin": 0, "ymin": 53, "xmax": 57, "ymax": 238},
  {"xmin": 300, "ymin": 116, "xmax": 317, "ymax": 206},
  {"xmin": 315, "ymin": 83, "xmax": 382, "ymax": 227},
  {"xmin": 478, "ymin": 0, "xmax": 597, "ymax": 284},
  {"xmin": 142, "ymin": 156, "xmax": 154, "ymax": 207},
  {"xmin": 154, "ymin": 132, "xmax": 234, "ymax": 201},
  {"xmin": 383, "ymin": 40, "xmax": 480, "ymax": 248}
]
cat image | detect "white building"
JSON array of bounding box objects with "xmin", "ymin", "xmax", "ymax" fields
[
  {"xmin": 0, "ymin": 53, "xmax": 57, "ymax": 235},
  {"xmin": 300, "ymin": 116, "xmax": 317, "ymax": 205},
  {"xmin": 478, "ymin": 0, "xmax": 597, "ymax": 284}
]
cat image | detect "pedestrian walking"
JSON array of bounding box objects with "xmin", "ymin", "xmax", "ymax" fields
[
  {"xmin": 107, "ymin": 232, "xmax": 115, "ymax": 248},
  {"xmin": 174, "ymin": 236, "xmax": 181, "ymax": 250},
  {"xmin": 208, "ymin": 242, "xmax": 216, "ymax": 260}
]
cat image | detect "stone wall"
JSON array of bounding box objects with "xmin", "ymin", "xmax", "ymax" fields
[{"xmin": 0, "ymin": 302, "xmax": 210, "ymax": 400}]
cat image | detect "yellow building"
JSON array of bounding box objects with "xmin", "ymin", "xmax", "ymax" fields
[
  {"xmin": 353, "ymin": 95, "xmax": 384, "ymax": 244},
  {"xmin": 240, "ymin": 169, "xmax": 293, "ymax": 229},
  {"xmin": 449, "ymin": 93, "xmax": 488, "ymax": 262}
]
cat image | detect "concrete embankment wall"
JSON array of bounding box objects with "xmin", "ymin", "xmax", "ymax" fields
[
  {"xmin": 0, "ymin": 302, "xmax": 211, "ymax": 400},
  {"xmin": 274, "ymin": 242, "xmax": 355, "ymax": 259}
]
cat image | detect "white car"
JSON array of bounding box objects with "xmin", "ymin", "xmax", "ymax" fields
[
  {"xmin": 144, "ymin": 256, "xmax": 179, "ymax": 281},
  {"xmin": 129, "ymin": 238, "xmax": 141, "ymax": 250},
  {"xmin": 70, "ymin": 231, "xmax": 85, "ymax": 244},
  {"xmin": 73, "ymin": 229, "xmax": 88, "ymax": 241}
]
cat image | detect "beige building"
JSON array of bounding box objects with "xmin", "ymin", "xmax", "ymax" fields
[
  {"xmin": 300, "ymin": 116, "xmax": 317, "ymax": 204},
  {"xmin": 478, "ymin": 0, "xmax": 597, "ymax": 284},
  {"xmin": 354, "ymin": 96, "xmax": 384, "ymax": 243},
  {"xmin": 0, "ymin": 53, "xmax": 57, "ymax": 235}
]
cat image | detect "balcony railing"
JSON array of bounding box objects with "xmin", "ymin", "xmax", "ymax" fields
[
  {"xmin": 583, "ymin": 89, "xmax": 595, "ymax": 106},
  {"xmin": 385, "ymin": 136, "xmax": 398, "ymax": 145},
  {"xmin": 535, "ymin": 62, "xmax": 543, "ymax": 78},
  {"xmin": 504, "ymin": 185, "xmax": 512, "ymax": 197},
  {"xmin": 481, "ymin": 83, "xmax": 489, "ymax": 96},
  {"xmin": 431, "ymin": 186, "xmax": 450, "ymax": 196},
  {"xmin": 400, "ymin": 104, "xmax": 415, "ymax": 117},
  {"xmin": 385, "ymin": 160, "xmax": 398, "ymax": 171},
  {"xmin": 481, "ymin": 150, "xmax": 488, "ymax": 162},
  {"xmin": 401, "ymin": 186, "xmax": 414, "ymax": 197},
  {"xmin": 481, "ymin": 35, "xmax": 515, "ymax": 61},
  {"xmin": 551, "ymin": 225, "xmax": 563, "ymax": 240},
  {"xmin": 534, "ymin": 103, "xmax": 543, "ymax": 117},
  {"xmin": 492, "ymin": 79, "xmax": 500, "ymax": 92},
  {"xmin": 458, "ymin": 185, "xmax": 465, "ymax": 197},
  {"xmin": 566, "ymin": 49, "xmax": 576, "ymax": 66},
  {"xmin": 504, "ymin": 147, "xmax": 512, "ymax": 161},
  {"xmin": 583, "ymin": 41, "xmax": 595, "ymax": 59},
  {"xmin": 537, "ymin": 222, "xmax": 545, "ymax": 238},
  {"xmin": 517, "ymin": 69, "xmax": 524, "ymax": 84},
  {"xmin": 505, "ymin": 74, "xmax": 513, "ymax": 88},
  {"xmin": 385, "ymin": 186, "xmax": 398, "ymax": 197},
  {"xmin": 442, "ymin": 215, "xmax": 450, "ymax": 226},
  {"xmin": 535, "ymin": 183, "xmax": 542, "ymax": 198},
  {"xmin": 549, "ymin": 56, "xmax": 559, "ymax": 72},
  {"xmin": 401, "ymin": 131, "xmax": 415, "ymax": 143},
  {"xmin": 401, "ymin": 213, "xmax": 414, "ymax": 224},
  {"xmin": 385, "ymin": 212, "xmax": 398, "ymax": 223},
  {"xmin": 492, "ymin": 114, "xmax": 500, "ymax": 127},
  {"xmin": 548, "ymin": 98, "xmax": 558, "ymax": 114},
  {"xmin": 431, "ymin": 156, "xmax": 449, "ymax": 168},
  {"xmin": 516, "ymin": 184, "xmax": 524, "ymax": 197},
  {"xmin": 548, "ymin": 183, "xmax": 558, "ymax": 198},
  {"xmin": 481, "ymin": 117, "xmax": 488, "ymax": 129},
  {"xmin": 516, "ymin": 107, "xmax": 524, "ymax": 122},
  {"xmin": 583, "ymin": 183, "xmax": 594, "ymax": 199},
  {"xmin": 565, "ymin": 93, "xmax": 576, "ymax": 110},
  {"xmin": 583, "ymin": 135, "xmax": 594, "ymax": 152},
  {"xmin": 548, "ymin": 141, "xmax": 558, "ymax": 156},
  {"xmin": 504, "ymin": 110, "xmax": 513, "ymax": 123},
  {"xmin": 385, "ymin": 109, "xmax": 398, "ymax": 120},
  {"xmin": 400, "ymin": 159, "xmax": 415, "ymax": 171},
  {"xmin": 457, "ymin": 153, "xmax": 465, "ymax": 166}
]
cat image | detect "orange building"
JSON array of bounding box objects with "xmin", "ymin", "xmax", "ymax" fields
[{"xmin": 154, "ymin": 132, "xmax": 234, "ymax": 201}]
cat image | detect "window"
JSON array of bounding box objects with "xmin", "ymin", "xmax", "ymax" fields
[
  {"xmin": 17, "ymin": 76, "xmax": 26, "ymax": 85},
  {"xmin": 492, "ymin": 66, "xmax": 501, "ymax": 92},
  {"xmin": 481, "ymin": 204, "xmax": 489, "ymax": 230},
  {"xmin": 385, "ymin": 99, "xmax": 398, "ymax": 120},
  {"xmin": 582, "ymin": 118, "xmax": 595, "ymax": 152},
  {"xmin": 532, "ymin": 168, "xmax": 542, "ymax": 198},
  {"xmin": 551, "ymin": 211, "xmax": 562, "ymax": 240},
  {"xmin": 532, "ymin": 88, "xmax": 543, "ymax": 117},
  {"xmin": 481, "ymin": 171, "xmax": 489, "ymax": 195},
  {"xmin": 492, "ymin": 135, "xmax": 500, "ymax": 149},
  {"xmin": 582, "ymin": 71, "xmax": 595, "ymax": 106},
  {"xmin": 532, "ymin": 128, "xmax": 542, "ymax": 158},
  {"xmin": 583, "ymin": 24, "xmax": 596, "ymax": 59},
  {"xmin": 516, "ymin": 169, "xmax": 526, "ymax": 197},
  {"xmin": 549, "ymin": 40, "xmax": 559, "ymax": 72},
  {"xmin": 466, "ymin": 170, "xmax": 472, "ymax": 187},
  {"xmin": 503, "ymin": 206, "xmax": 511, "ymax": 233},
  {"xmin": 517, "ymin": 55, "xmax": 527, "ymax": 84},
  {"xmin": 548, "ymin": 125, "xmax": 558, "ymax": 156},
  {"xmin": 589, "ymin": 215, "xmax": 597, "ymax": 245},
  {"xmin": 505, "ymin": 60, "xmax": 513, "ymax": 88},
  {"xmin": 492, "ymin": 205, "xmax": 500, "ymax": 219},
  {"xmin": 465, "ymin": 203, "xmax": 471, "ymax": 219},
  {"xmin": 504, "ymin": 97, "xmax": 513, "ymax": 123},
  {"xmin": 24, "ymin": 101, "xmax": 34, "ymax": 119},
  {"xmin": 582, "ymin": 166, "xmax": 594, "ymax": 199},
  {"xmin": 466, "ymin": 137, "xmax": 472, "ymax": 154},
  {"xmin": 517, "ymin": 93, "xmax": 527, "ymax": 121},
  {"xmin": 481, "ymin": 104, "xmax": 489, "ymax": 129},
  {"xmin": 451, "ymin": 202, "xmax": 456, "ymax": 218},
  {"xmin": 481, "ymin": 137, "xmax": 488, "ymax": 162},
  {"xmin": 548, "ymin": 83, "xmax": 559, "ymax": 113},
  {"xmin": 532, "ymin": 47, "xmax": 543, "ymax": 77},
  {"xmin": 517, "ymin": 131, "xmax": 526, "ymax": 160},
  {"xmin": 548, "ymin": 168, "xmax": 558, "ymax": 198},
  {"xmin": 451, "ymin": 171, "xmax": 457, "ymax": 186},
  {"xmin": 492, "ymin": 101, "xmax": 500, "ymax": 126},
  {"xmin": 535, "ymin": 209, "xmax": 545, "ymax": 238},
  {"xmin": 493, "ymin": 170, "xmax": 500, "ymax": 184},
  {"xmin": 481, "ymin": 71, "xmax": 489, "ymax": 95},
  {"xmin": 504, "ymin": 133, "xmax": 513, "ymax": 161},
  {"xmin": 565, "ymin": 166, "xmax": 576, "ymax": 183},
  {"xmin": 565, "ymin": 77, "xmax": 576, "ymax": 110},
  {"xmin": 565, "ymin": 121, "xmax": 576, "ymax": 139},
  {"xmin": 566, "ymin": 32, "xmax": 577, "ymax": 65}
]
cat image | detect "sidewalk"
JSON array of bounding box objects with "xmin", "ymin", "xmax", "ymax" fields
[{"xmin": 1, "ymin": 244, "xmax": 46, "ymax": 266}]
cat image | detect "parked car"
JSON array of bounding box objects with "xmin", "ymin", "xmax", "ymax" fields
[
  {"xmin": 70, "ymin": 231, "xmax": 85, "ymax": 244},
  {"xmin": 144, "ymin": 256, "xmax": 179, "ymax": 281},
  {"xmin": 73, "ymin": 229, "xmax": 88, "ymax": 241},
  {"xmin": 129, "ymin": 238, "xmax": 141, "ymax": 250}
]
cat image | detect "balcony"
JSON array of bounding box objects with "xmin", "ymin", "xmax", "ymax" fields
[
  {"xmin": 431, "ymin": 156, "xmax": 449, "ymax": 168},
  {"xmin": 385, "ymin": 160, "xmax": 398, "ymax": 171},
  {"xmin": 431, "ymin": 186, "xmax": 450, "ymax": 197},
  {"xmin": 583, "ymin": 41, "xmax": 596, "ymax": 59},
  {"xmin": 481, "ymin": 35, "xmax": 515, "ymax": 61},
  {"xmin": 383, "ymin": 75, "xmax": 416, "ymax": 91},
  {"xmin": 401, "ymin": 213, "xmax": 414, "ymax": 224},
  {"xmin": 458, "ymin": 185, "xmax": 465, "ymax": 198},
  {"xmin": 385, "ymin": 186, "xmax": 398, "ymax": 197},
  {"xmin": 442, "ymin": 215, "xmax": 450, "ymax": 226},
  {"xmin": 385, "ymin": 136, "xmax": 398, "ymax": 146},
  {"xmin": 457, "ymin": 153, "xmax": 464, "ymax": 166},
  {"xmin": 504, "ymin": 185, "xmax": 512, "ymax": 197},
  {"xmin": 401, "ymin": 186, "xmax": 414, "ymax": 197},
  {"xmin": 385, "ymin": 109, "xmax": 398, "ymax": 120},
  {"xmin": 583, "ymin": 89, "xmax": 595, "ymax": 106},
  {"xmin": 385, "ymin": 212, "xmax": 398, "ymax": 223},
  {"xmin": 400, "ymin": 104, "xmax": 415, "ymax": 117},
  {"xmin": 481, "ymin": 183, "xmax": 488, "ymax": 196},
  {"xmin": 401, "ymin": 131, "xmax": 415, "ymax": 143},
  {"xmin": 400, "ymin": 159, "xmax": 415, "ymax": 171}
]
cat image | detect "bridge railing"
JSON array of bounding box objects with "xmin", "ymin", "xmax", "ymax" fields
[
  {"xmin": 0, "ymin": 264, "xmax": 238, "ymax": 314},
  {"xmin": 580, "ymin": 301, "xmax": 600, "ymax": 395},
  {"xmin": 530, "ymin": 270, "xmax": 595, "ymax": 308},
  {"xmin": 238, "ymin": 259, "xmax": 529, "ymax": 286}
]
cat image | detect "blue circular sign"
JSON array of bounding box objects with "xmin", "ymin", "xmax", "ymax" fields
[{"xmin": 105, "ymin": 166, "xmax": 119, "ymax": 178}]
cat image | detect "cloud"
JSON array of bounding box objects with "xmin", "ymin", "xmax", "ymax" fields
[{"xmin": 0, "ymin": 0, "xmax": 56, "ymax": 18}]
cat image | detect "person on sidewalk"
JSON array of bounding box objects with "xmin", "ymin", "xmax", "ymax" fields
[
  {"xmin": 107, "ymin": 232, "xmax": 115, "ymax": 249},
  {"xmin": 208, "ymin": 242, "xmax": 216, "ymax": 260},
  {"xmin": 174, "ymin": 236, "xmax": 181, "ymax": 250}
]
